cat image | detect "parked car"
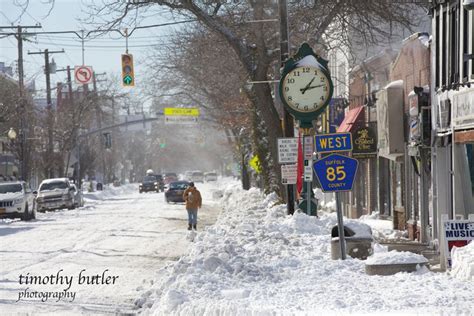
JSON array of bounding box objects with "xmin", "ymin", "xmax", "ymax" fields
[
  {"xmin": 190, "ymin": 171, "xmax": 204, "ymax": 183},
  {"xmin": 70, "ymin": 184, "xmax": 84, "ymax": 208},
  {"xmin": 35, "ymin": 178, "xmax": 75, "ymax": 212},
  {"xmin": 165, "ymin": 181, "xmax": 190, "ymax": 203},
  {"xmin": 163, "ymin": 173, "xmax": 178, "ymax": 184},
  {"xmin": 184, "ymin": 171, "xmax": 193, "ymax": 181},
  {"xmin": 139, "ymin": 175, "xmax": 162, "ymax": 193},
  {"xmin": 204, "ymin": 172, "xmax": 218, "ymax": 182},
  {"xmin": 0, "ymin": 181, "xmax": 36, "ymax": 220}
]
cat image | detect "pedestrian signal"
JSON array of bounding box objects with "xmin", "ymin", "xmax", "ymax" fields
[{"xmin": 121, "ymin": 54, "xmax": 135, "ymax": 87}]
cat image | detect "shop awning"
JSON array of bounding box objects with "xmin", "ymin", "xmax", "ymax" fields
[{"xmin": 336, "ymin": 106, "xmax": 365, "ymax": 133}]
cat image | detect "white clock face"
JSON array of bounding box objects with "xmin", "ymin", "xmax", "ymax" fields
[{"xmin": 282, "ymin": 66, "xmax": 331, "ymax": 113}]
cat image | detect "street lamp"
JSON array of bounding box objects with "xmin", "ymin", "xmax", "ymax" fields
[{"xmin": 7, "ymin": 128, "xmax": 17, "ymax": 141}]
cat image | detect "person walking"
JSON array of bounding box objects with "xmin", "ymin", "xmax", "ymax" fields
[{"xmin": 183, "ymin": 182, "xmax": 202, "ymax": 230}]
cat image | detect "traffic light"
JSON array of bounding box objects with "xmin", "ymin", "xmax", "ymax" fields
[
  {"xmin": 103, "ymin": 132, "xmax": 112, "ymax": 149},
  {"xmin": 121, "ymin": 54, "xmax": 135, "ymax": 87}
]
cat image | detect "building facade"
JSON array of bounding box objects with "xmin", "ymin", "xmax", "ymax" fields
[{"xmin": 430, "ymin": 0, "xmax": 474, "ymax": 246}]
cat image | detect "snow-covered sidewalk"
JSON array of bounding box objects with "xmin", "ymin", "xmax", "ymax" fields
[{"xmin": 137, "ymin": 181, "xmax": 474, "ymax": 315}]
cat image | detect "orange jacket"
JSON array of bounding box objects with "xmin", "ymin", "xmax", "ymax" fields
[{"xmin": 183, "ymin": 187, "xmax": 202, "ymax": 209}]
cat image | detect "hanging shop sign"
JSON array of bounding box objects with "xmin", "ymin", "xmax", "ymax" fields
[
  {"xmin": 443, "ymin": 220, "xmax": 474, "ymax": 268},
  {"xmin": 352, "ymin": 126, "xmax": 377, "ymax": 158}
]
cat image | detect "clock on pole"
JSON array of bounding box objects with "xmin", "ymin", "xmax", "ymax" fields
[{"xmin": 279, "ymin": 43, "xmax": 334, "ymax": 216}]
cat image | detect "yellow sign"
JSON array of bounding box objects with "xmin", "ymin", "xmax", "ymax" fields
[
  {"xmin": 249, "ymin": 155, "xmax": 262, "ymax": 174},
  {"xmin": 164, "ymin": 108, "xmax": 200, "ymax": 117}
]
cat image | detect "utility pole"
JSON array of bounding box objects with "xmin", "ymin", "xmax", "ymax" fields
[
  {"xmin": 279, "ymin": 0, "xmax": 296, "ymax": 215},
  {"xmin": 93, "ymin": 72, "xmax": 108, "ymax": 183},
  {"xmin": 0, "ymin": 25, "xmax": 41, "ymax": 181},
  {"xmin": 28, "ymin": 48, "xmax": 65, "ymax": 178}
]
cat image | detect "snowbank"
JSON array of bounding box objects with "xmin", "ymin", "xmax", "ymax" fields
[
  {"xmin": 83, "ymin": 183, "xmax": 138, "ymax": 201},
  {"xmin": 137, "ymin": 183, "xmax": 474, "ymax": 315},
  {"xmin": 450, "ymin": 242, "xmax": 474, "ymax": 281},
  {"xmin": 366, "ymin": 250, "xmax": 428, "ymax": 265}
]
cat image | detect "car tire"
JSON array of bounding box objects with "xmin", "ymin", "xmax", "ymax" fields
[{"xmin": 165, "ymin": 198, "xmax": 169, "ymax": 203}]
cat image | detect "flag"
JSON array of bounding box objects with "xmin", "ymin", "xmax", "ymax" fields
[{"xmin": 296, "ymin": 131, "xmax": 303, "ymax": 196}]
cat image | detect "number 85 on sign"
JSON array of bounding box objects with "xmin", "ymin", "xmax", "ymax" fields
[{"xmin": 313, "ymin": 154, "xmax": 358, "ymax": 193}]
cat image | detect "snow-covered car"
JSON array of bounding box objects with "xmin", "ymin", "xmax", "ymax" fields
[
  {"xmin": 70, "ymin": 184, "xmax": 84, "ymax": 207},
  {"xmin": 0, "ymin": 181, "xmax": 36, "ymax": 221},
  {"xmin": 35, "ymin": 178, "xmax": 75, "ymax": 212},
  {"xmin": 190, "ymin": 171, "xmax": 204, "ymax": 183},
  {"xmin": 204, "ymin": 172, "xmax": 218, "ymax": 182}
]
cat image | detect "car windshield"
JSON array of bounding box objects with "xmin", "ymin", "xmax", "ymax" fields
[
  {"xmin": 169, "ymin": 182, "xmax": 188, "ymax": 190},
  {"xmin": 40, "ymin": 181, "xmax": 68, "ymax": 191},
  {"xmin": 143, "ymin": 176, "xmax": 156, "ymax": 182},
  {"xmin": 0, "ymin": 184, "xmax": 22, "ymax": 194},
  {"xmin": 192, "ymin": 172, "xmax": 203, "ymax": 176}
]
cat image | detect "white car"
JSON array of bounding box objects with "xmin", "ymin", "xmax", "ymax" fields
[
  {"xmin": 204, "ymin": 172, "xmax": 218, "ymax": 182},
  {"xmin": 0, "ymin": 181, "xmax": 36, "ymax": 221},
  {"xmin": 35, "ymin": 178, "xmax": 75, "ymax": 212},
  {"xmin": 190, "ymin": 171, "xmax": 204, "ymax": 183}
]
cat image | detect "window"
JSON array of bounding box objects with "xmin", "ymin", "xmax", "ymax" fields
[
  {"xmin": 436, "ymin": 10, "xmax": 440, "ymax": 88},
  {"xmin": 462, "ymin": 7, "xmax": 469, "ymax": 81},
  {"xmin": 442, "ymin": 9, "xmax": 447, "ymax": 86},
  {"xmin": 449, "ymin": 3, "xmax": 460, "ymax": 85}
]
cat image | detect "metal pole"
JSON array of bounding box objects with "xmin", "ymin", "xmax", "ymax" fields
[
  {"xmin": 336, "ymin": 191, "xmax": 347, "ymax": 260},
  {"xmin": 279, "ymin": 0, "xmax": 295, "ymax": 215},
  {"xmin": 81, "ymin": 30, "xmax": 85, "ymax": 65}
]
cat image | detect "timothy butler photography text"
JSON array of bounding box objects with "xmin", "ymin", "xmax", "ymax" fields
[{"xmin": 17, "ymin": 269, "xmax": 119, "ymax": 303}]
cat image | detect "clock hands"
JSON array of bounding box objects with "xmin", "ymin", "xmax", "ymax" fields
[
  {"xmin": 305, "ymin": 84, "xmax": 325, "ymax": 91},
  {"xmin": 300, "ymin": 77, "xmax": 315, "ymax": 94}
]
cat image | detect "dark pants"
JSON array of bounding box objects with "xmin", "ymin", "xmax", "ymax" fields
[{"xmin": 187, "ymin": 208, "xmax": 198, "ymax": 225}]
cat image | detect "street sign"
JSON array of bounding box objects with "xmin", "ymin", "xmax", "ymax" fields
[
  {"xmin": 164, "ymin": 108, "xmax": 200, "ymax": 116},
  {"xmin": 281, "ymin": 164, "xmax": 297, "ymax": 185},
  {"xmin": 304, "ymin": 165, "xmax": 313, "ymax": 181},
  {"xmin": 121, "ymin": 54, "xmax": 135, "ymax": 87},
  {"xmin": 164, "ymin": 116, "xmax": 198, "ymax": 124},
  {"xmin": 277, "ymin": 137, "xmax": 298, "ymax": 164},
  {"xmin": 304, "ymin": 135, "xmax": 314, "ymax": 159},
  {"xmin": 313, "ymin": 153, "xmax": 358, "ymax": 192},
  {"xmin": 315, "ymin": 132, "xmax": 352, "ymax": 153},
  {"xmin": 74, "ymin": 66, "xmax": 93, "ymax": 84}
]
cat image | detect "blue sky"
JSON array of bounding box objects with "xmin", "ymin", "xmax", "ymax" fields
[{"xmin": 0, "ymin": 0, "xmax": 184, "ymax": 98}]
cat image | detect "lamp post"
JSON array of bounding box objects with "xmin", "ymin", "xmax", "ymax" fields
[{"xmin": 7, "ymin": 128, "xmax": 17, "ymax": 179}]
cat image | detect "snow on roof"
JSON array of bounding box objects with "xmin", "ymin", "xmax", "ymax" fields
[
  {"xmin": 41, "ymin": 178, "xmax": 70, "ymax": 184},
  {"xmin": 366, "ymin": 250, "xmax": 428, "ymax": 265},
  {"xmin": 385, "ymin": 80, "xmax": 404, "ymax": 90}
]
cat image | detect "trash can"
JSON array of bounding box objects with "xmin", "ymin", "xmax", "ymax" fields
[
  {"xmin": 331, "ymin": 222, "xmax": 373, "ymax": 260},
  {"xmin": 96, "ymin": 182, "xmax": 103, "ymax": 191}
]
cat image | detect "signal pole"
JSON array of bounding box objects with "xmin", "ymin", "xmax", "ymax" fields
[
  {"xmin": 28, "ymin": 48, "xmax": 65, "ymax": 178},
  {"xmin": 279, "ymin": 0, "xmax": 296, "ymax": 215},
  {"xmin": 0, "ymin": 25, "xmax": 41, "ymax": 181}
]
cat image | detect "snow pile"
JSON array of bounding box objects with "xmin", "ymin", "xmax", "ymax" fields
[
  {"xmin": 366, "ymin": 251, "xmax": 428, "ymax": 265},
  {"xmin": 450, "ymin": 242, "xmax": 474, "ymax": 281},
  {"xmin": 83, "ymin": 183, "xmax": 138, "ymax": 201},
  {"xmin": 138, "ymin": 184, "xmax": 474, "ymax": 315}
]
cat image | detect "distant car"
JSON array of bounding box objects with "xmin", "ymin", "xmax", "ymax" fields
[
  {"xmin": 190, "ymin": 171, "xmax": 204, "ymax": 183},
  {"xmin": 163, "ymin": 173, "xmax": 178, "ymax": 184},
  {"xmin": 0, "ymin": 181, "xmax": 36, "ymax": 220},
  {"xmin": 70, "ymin": 184, "xmax": 84, "ymax": 208},
  {"xmin": 204, "ymin": 172, "xmax": 218, "ymax": 182},
  {"xmin": 165, "ymin": 181, "xmax": 190, "ymax": 203},
  {"xmin": 184, "ymin": 171, "xmax": 193, "ymax": 181},
  {"xmin": 139, "ymin": 175, "xmax": 162, "ymax": 193},
  {"xmin": 35, "ymin": 178, "xmax": 75, "ymax": 212}
]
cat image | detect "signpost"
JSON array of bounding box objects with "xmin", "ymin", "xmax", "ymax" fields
[
  {"xmin": 281, "ymin": 164, "xmax": 297, "ymax": 185},
  {"xmin": 74, "ymin": 66, "xmax": 93, "ymax": 85},
  {"xmin": 278, "ymin": 138, "xmax": 299, "ymax": 164},
  {"xmin": 163, "ymin": 107, "xmax": 200, "ymax": 124},
  {"xmin": 313, "ymin": 133, "xmax": 359, "ymax": 260}
]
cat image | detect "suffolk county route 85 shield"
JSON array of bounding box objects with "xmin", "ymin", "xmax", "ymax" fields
[{"xmin": 313, "ymin": 153, "xmax": 358, "ymax": 192}]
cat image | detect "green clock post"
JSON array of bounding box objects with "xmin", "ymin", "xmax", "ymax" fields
[{"xmin": 279, "ymin": 43, "xmax": 334, "ymax": 216}]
